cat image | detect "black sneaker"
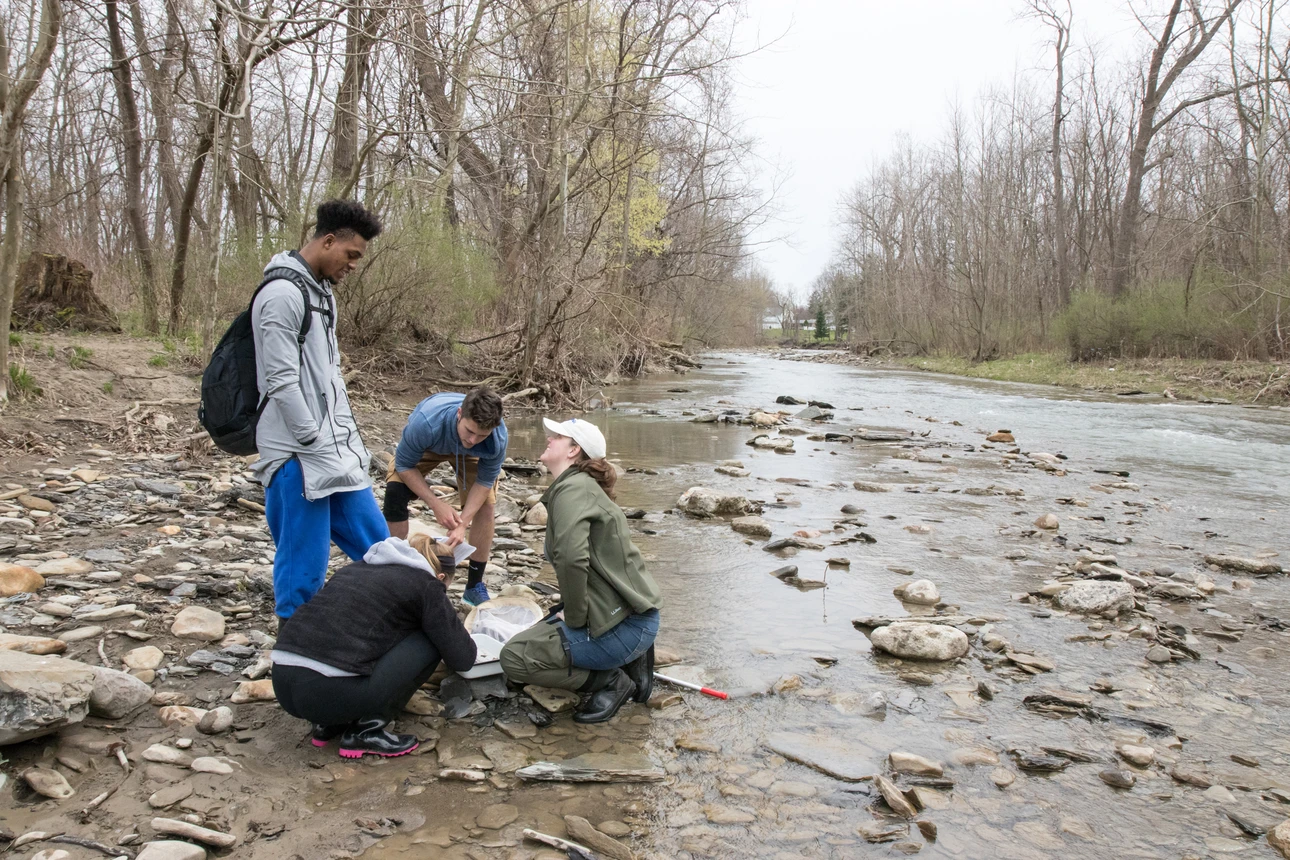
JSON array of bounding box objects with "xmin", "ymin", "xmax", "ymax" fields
[
  {"xmin": 338, "ymin": 718, "xmax": 419, "ymax": 759},
  {"xmin": 573, "ymin": 669, "xmax": 635, "ymax": 724},
  {"xmin": 310, "ymin": 723, "xmax": 347, "ymax": 748},
  {"xmin": 624, "ymin": 645, "xmax": 655, "ymax": 704}
]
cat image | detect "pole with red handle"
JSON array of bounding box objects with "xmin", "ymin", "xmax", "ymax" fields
[{"xmin": 654, "ymin": 672, "xmax": 728, "ymax": 700}]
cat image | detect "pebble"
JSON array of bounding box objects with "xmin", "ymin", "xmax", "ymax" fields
[
  {"xmin": 889, "ymin": 751, "xmax": 944, "ymax": 777},
  {"xmin": 1117, "ymin": 744, "xmax": 1155, "ymax": 767},
  {"xmin": 23, "ymin": 767, "xmax": 74, "ymax": 799},
  {"xmin": 1099, "ymin": 769, "xmax": 1136, "ymax": 789}
]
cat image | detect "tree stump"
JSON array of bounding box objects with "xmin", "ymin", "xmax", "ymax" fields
[{"xmin": 11, "ymin": 253, "xmax": 120, "ymax": 332}]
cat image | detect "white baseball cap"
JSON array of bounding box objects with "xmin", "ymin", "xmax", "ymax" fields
[{"xmin": 543, "ymin": 416, "xmax": 607, "ymax": 459}]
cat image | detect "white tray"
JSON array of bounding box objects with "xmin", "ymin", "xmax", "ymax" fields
[{"xmin": 459, "ymin": 633, "xmax": 505, "ymax": 679}]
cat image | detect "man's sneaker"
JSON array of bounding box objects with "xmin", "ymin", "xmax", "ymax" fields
[
  {"xmin": 310, "ymin": 723, "xmax": 347, "ymax": 748},
  {"xmin": 463, "ymin": 582, "xmax": 491, "ymax": 606},
  {"xmin": 337, "ymin": 718, "xmax": 419, "ymax": 759}
]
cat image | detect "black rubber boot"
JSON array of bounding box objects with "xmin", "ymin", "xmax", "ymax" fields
[
  {"xmin": 337, "ymin": 718, "xmax": 419, "ymax": 759},
  {"xmin": 624, "ymin": 645, "xmax": 655, "ymax": 704},
  {"xmin": 573, "ymin": 669, "xmax": 635, "ymax": 724},
  {"xmin": 310, "ymin": 723, "xmax": 347, "ymax": 748}
]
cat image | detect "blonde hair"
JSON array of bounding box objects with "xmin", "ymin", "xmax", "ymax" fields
[{"xmin": 408, "ymin": 533, "xmax": 445, "ymax": 576}]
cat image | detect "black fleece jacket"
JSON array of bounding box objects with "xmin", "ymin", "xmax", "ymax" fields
[{"xmin": 275, "ymin": 561, "xmax": 477, "ymax": 675}]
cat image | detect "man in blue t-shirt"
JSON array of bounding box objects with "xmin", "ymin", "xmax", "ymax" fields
[{"xmin": 383, "ymin": 387, "xmax": 507, "ymax": 605}]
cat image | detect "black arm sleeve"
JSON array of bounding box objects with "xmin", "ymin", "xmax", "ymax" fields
[{"xmin": 420, "ymin": 580, "xmax": 478, "ymax": 672}]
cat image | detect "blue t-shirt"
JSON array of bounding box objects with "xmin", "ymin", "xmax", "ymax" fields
[{"xmin": 393, "ymin": 393, "xmax": 508, "ymax": 487}]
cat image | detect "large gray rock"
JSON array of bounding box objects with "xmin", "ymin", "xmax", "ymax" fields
[
  {"xmin": 1055, "ymin": 580, "xmax": 1135, "ymax": 615},
  {"xmin": 869, "ymin": 622, "xmax": 969, "ymax": 661},
  {"xmin": 677, "ymin": 487, "xmax": 754, "ymax": 518},
  {"xmin": 89, "ymin": 666, "xmax": 153, "ymax": 719},
  {"xmin": 171, "ymin": 606, "xmax": 225, "ymax": 640},
  {"xmin": 0, "ymin": 651, "xmax": 95, "ymax": 745},
  {"xmin": 895, "ymin": 579, "xmax": 940, "ymax": 605},
  {"xmin": 731, "ymin": 516, "xmax": 772, "ymax": 537}
]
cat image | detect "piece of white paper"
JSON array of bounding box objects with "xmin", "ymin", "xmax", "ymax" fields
[{"xmin": 434, "ymin": 536, "xmax": 476, "ymax": 566}]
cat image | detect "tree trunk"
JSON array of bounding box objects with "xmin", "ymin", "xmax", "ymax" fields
[
  {"xmin": 0, "ymin": 0, "xmax": 63, "ymax": 405},
  {"xmin": 330, "ymin": 3, "xmax": 387, "ymax": 190},
  {"xmin": 105, "ymin": 0, "xmax": 159, "ymax": 332}
]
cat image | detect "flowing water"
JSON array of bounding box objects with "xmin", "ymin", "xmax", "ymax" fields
[{"xmin": 521, "ymin": 351, "xmax": 1290, "ymax": 859}]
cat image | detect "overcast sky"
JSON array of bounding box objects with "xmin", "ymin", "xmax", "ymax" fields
[{"xmin": 731, "ymin": 0, "xmax": 1142, "ymax": 299}]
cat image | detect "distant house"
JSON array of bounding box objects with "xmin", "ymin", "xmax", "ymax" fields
[{"xmin": 762, "ymin": 315, "xmax": 780, "ymax": 330}]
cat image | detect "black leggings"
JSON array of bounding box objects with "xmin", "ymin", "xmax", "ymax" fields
[{"xmin": 272, "ymin": 633, "xmax": 441, "ymax": 725}]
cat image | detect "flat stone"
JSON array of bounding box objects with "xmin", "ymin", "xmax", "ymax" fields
[
  {"xmin": 1117, "ymin": 744, "xmax": 1155, "ymax": 767},
  {"xmin": 33, "ymin": 558, "xmax": 93, "ymax": 575},
  {"xmin": 136, "ymin": 842, "xmax": 208, "ymax": 860},
  {"xmin": 495, "ymin": 719, "xmax": 537, "ymax": 739},
  {"xmin": 874, "ymin": 774, "xmax": 917, "ymax": 818},
  {"xmin": 171, "ymin": 606, "xmax": 225, "ymax": 641},
  {"xmin": 0, "ymin": 632, "xmax": 66, "ymax": 655},
  {"xmin": 135, "ymin": 479, "xmax": 183, "ymax": 496},
  {"xmin": 765, "ymin": 731, "xmax": 879, "ymax": 782},
  {"xmin": 1099, "ymin": 769, "xmax": 1136, "ymax": 789},
  {"xmin": 889, "ymin": 751, "xmax": 944, "ymax": 776},
  {"xmin": 731, "ymin": 516, "xmax": 772, "ymax": 537},
  {"xmin": 229, "ymin": 679, "xmax": 274, "ymax": 703},
  {"xmin": 524, "ymin": 684, "xmax": 580, "ymax": 713},
  {"xmin": 190, "ymin": 756, "xmax": 235, "ymax": 774},
  {"xmin": 475, "ymin": 804, "xmax": 519, "ymax": 829},
  {"xmin": 704, "ymin": 804, "xmax": 756, "ymax": 824},
  {"xmin": 0, "ymin": 650, "xmax": 95, "ymax": 745},
  {"xmin": 158, "ymin": 705, "xmax": 208, "ymax": 727},
  {"xmin": 991, "ymin": 768, "xmax": 1015, "ymax": 788},
  {"xmin": 23, "ymin": 766, "xmax": 74, "ymax": 799},
  {"xmin": 1055, "ymin": 580, "xmax": 1134, "ymax": 615},
  {"xmin": 148, "ymin": 781, "xmax": 195, "ymax": 809},
  {"xmin": 565, "ymin": 815, "xmax": 635, "ymax": 860},
  {"xmin": 142, "ymin": 744, "xmax": 193, "ymax": 766}
]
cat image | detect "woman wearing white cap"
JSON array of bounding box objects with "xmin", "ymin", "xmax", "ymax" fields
[{"xmin": 499, "ymin": 417, "xmax": 663, "ymax": 723}]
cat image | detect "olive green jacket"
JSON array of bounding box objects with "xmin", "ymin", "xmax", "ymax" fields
[{"xmin": 542, "ymin": 468, "xmax": 662, "ymax": 638}]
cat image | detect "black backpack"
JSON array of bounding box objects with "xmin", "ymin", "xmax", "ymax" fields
[{"xmin": 198, "ymin": 267, "xmax": 320, "ymax": 456}]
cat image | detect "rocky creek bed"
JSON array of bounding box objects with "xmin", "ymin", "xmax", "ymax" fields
[{"xmin": 1, "ymin": 349, "xmax": 1290, "ymax": 859}]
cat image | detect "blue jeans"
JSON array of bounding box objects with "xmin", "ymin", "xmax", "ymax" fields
[
  {"xmin": 560, "ymin": 609, "xmax": 660, "ymax": 671},
  {"xmin": 265, "ymin": 458, "xmax": 389, "ymax": 619}
]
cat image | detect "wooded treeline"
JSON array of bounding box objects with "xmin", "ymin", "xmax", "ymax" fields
[
  {"xmin": 0, "ymin": 0, "xmax": 773, "ymax": 402},
  {"xmin": 813, "ymin": 0, "xmax": 1290, "ymax": 362}
]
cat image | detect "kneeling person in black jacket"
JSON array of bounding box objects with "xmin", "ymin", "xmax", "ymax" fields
[{"xmin": 271, "ymin": 533, "xmax": 476, "ymax": 758}]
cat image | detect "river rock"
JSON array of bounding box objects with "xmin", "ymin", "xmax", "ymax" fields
[
  {"xmin": 1034, "ymin": 513, "xmax": 1060, "ymax": 530},
  {"xmin": 524, "ymin": 685, "xmax": 580, "ymax": 713},
  {"xmin": 158, "ymin": 705, "xmax": 208, "ymax": 727},
  {"xmin": 23, "ymin": 766, "xmax": 74, "ymax": 799},
  {"xmin": 524, "ymin": 503, "xmax": 548, "ymax": 526},
  {"xmin": 148, "ymin": 782, "xmax": 195, "ymax": 809},
  {"xmin": 229, "ymin": 679, "xmax": 274, "ymax": 703},
  {"xmin": 197, "ymin": 706, "xmax": 234, "ymax": 734},
  {"xmin": 137, "ymin": 842, "xmax": 207, "ymax": 860},
  {"xmin": 475, "ymin": 803, "xmax": 519, "ymax": 830},
  {"xmin": 869, "ymin": 622, "xmax": 969, "ymax": 661},
  {"xmin": 1145, "ymin": 645, "xmax": 1173, "ymax": 663},
  {"xmin": 991, "ymin": 768, "xmax": 1015, "ymax": 788},
  {"xmin": 190, "ymin": 756, "xmax": 235, "ymax": 774},
  {"xmin": 124, "ymin": 646, "xmax": 165, "ymax": 671},
  {"xmin": 677, "ymin": 487, "xmax": 754, "ymax": 518},
  {"xmin": 0, "ymin": 650, "xmax": 95, "ymax": 745},
  {"xmin": 0, "ymin": 563, "xmax": 44, "ymax": 596},
  {"xmin": 715, "ymin": 466, "xmax": 750, "ymax": 477},
  {"xmin": 731, "ymin": 516, "xmax": 771, "ymax": 537},
  {"xmin": 33, "ymin": 558, "xmax": 93, "ymax": 576},
  {"xmin": 143, "ymin": 744, "xmax": 193, "ymax": 766},
  {"xmin": 858, "ymin": 821, "xmax": 909, "ymax": 843},
  {"xmin": 1267, "ymin": 820, "xmax": 1290, "ymax": 858},
  {"xmin": 894, "ymin": 580, "xmax": 940, "ymax": 605},
  {"xmin": 1100, "ymin": 769, "xmax": 1136, "ymax": 789},
  {"xmin": 89, "ymin": 666, "xmax": 153, "ymax": 718},
  {"xmin": 764, "ymin": 731, "xmax": 879, "ymax": 781},
  {"xmin": 0, "ymin": 633, "xmax": 66, "ymax": 655},
  {"xmin": 749, "ymin": 435, "xmax": 795, "ymax": 451},
  {"xmin": 1054, "ymin": 580, "xmax": 1134, "ymax": 615},
  {"xmin": 1117, "ymin": 744, "xmax": 1155, "ymax": 767},
  {"xmin": 890, "ymin": 751, "xmax": 944, "ymax": 776},
  {"xmin": 852, "ymin": 480, "xmax": 893, "ymax": 492},
  {"xmin": 565, "ymin": 814, "xmax": 635, "ymax": 860},
  {"xmin": 1204, "ymin": 554, "xmax": 1283, "ymax": 575},
  {"xmin": 987, "ymin": 430, "xmax": 1015, "ymax": 443},
  {"xmin": 874, "ymin": 774, "xmax": 917, "ymax": 818},
  {"xmin": 171, "ymin": 606, "xmax": 225, "ymax": 640}
]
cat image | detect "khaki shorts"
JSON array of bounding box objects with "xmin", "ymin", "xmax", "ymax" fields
[{"xmin": 383, "ymin": 453, "xmax": 497, "ymax": 522}]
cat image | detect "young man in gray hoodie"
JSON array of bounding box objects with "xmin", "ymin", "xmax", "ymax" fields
[{"xmin": 253, "ymin": 200, "xmax": 388, "ymax": 621}]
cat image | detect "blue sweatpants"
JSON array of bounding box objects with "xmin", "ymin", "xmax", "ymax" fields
[{"xmin": 264, "ymin": 457, "xmax": 388, "ymax": 619}]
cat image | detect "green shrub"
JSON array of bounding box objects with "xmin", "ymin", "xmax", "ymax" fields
[
  {"xmin": 102, "ymin": 381, "xmax": 114, "ymax": 394},
  {"xmin": 8, "ymin": 332, "xmax": 21, "ymax": 347},
  {"xmin": 68, "ymin": 345, "xmax": 93, "ymax": 369},
  {"xmin": 1058, "ymin": 276, "xmax": 1272, "ymax": 361},
  {"xmin": 8, "ymin": 364, "xmax": 41, "ymax": 397},
  {"xmin": 147, "ymin": 354, "xmax": 168, "ymax": 368}
]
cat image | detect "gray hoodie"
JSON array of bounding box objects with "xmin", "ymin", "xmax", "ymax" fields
[{"xmin": 250, "ymin": 251, "xmax": 371, "ymax": 499}]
